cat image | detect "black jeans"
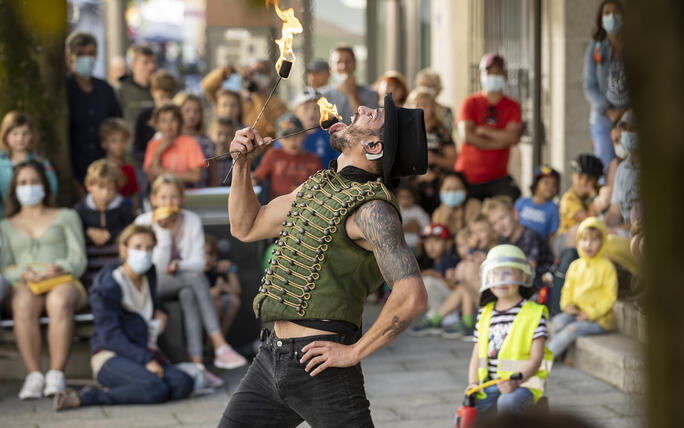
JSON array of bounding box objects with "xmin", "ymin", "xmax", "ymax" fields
[
  {"xmin": 468, "ymin": 175, "xmax": 521, "ymax": 201},
  {"xmin": 219, "ymin": 331, "xmax": 373, "ymax": 428}
]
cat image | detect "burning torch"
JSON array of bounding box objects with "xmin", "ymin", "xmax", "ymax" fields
[{"xmin": 204, "ymin": 0, "xmax": 304, "ymax": 181}]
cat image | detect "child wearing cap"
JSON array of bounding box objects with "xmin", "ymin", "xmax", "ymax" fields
[
  {"xmin": 547, "ymin": 217, "xmax": 617, "ymax": 359},
  {"xmin": 292, "ymin": 89, "xmax": 339, "ymax": 168},
  {"xmin": 252, "ymin": 113, "xmax": 322, "ymax": 200},
  {"xmin": 557, "ymin": 153, "xmax": 604, "ymax": 250},
  {"xmin": 466, "ymin": 244, "xmax": 553, "ymax": 417},
  {"xmin": 408, "ymin": 223, "xmax": 459, "ymax": 336},
  {"xmin": 514, "ymin": 166, "xmax": 560, "ymax": 241}
]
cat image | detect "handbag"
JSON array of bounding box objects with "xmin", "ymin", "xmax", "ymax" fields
[
  {"xmin": 2, "ymin": 262, "xmax": 74, "ymax": 295},
  {"xmin": 27, "ymin": 274, "xmax": 74, "ymax": 295}
]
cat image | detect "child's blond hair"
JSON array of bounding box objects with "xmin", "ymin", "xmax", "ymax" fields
[
  {"xmin": 99, "ymin": 117, "xmax": 131, "ymax": 144},
  {"xmin": 118, "ymin": 224, "xmax": 157, "ymax": 260},
  {"xmin": 481, "ymin": 195, "xmax": 514, "ymax": 216},
  {"xmin": 85, "ymin": 159, "xmax": 123, "ymax": 188},
  {"xmin": 150, "ymin": 173, "xmax": 185, "ymax": 197}
]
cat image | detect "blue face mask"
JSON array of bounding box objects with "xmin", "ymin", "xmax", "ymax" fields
[
  {"xmin": 602, "ymin": 13, "xmax": 623, "ymax": 35},
  {"xmin": 440, "ymin": 190, "xmax": 466, "ymax": 207},
  {"xmin": 16, "ymin": 184, "xmax": 45, "ymax": 207},
  {"xmin": 126, "ymin": 249, "xmax": 153, "ymax": 274},
  {"xmin": 75, "ymin": 56, "xmax": 96, "ymax": 78},
  {"xmin": 620, "ymin": 131, "xmax": 638, "ymax": 153},
  {"xmin": 481, "ymin": 74, "xmax": 505, "ymax": 93}
]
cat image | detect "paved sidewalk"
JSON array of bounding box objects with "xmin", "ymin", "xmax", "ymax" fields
[{"xmin": 1, "ymin": 304, "xmax": 643, "ymax": 428}]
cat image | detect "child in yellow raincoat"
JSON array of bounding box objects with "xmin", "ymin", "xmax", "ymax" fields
[{"xmin": 547, "ymin": 217, "xmax": 617, "ymax": 358}]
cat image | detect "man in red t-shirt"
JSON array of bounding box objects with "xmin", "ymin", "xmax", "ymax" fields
[
  {"xmin": 253, "ymin": 113, "xmax": 323, "ymax": 201},
  {"xmin": 455, "ymin": 53, "xmax": 523, "ymax": 201}
]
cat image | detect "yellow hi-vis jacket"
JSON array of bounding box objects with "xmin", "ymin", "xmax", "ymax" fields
[{"xmin": 477, "ymin": 300, "xmax": 554, "ymax": 403}]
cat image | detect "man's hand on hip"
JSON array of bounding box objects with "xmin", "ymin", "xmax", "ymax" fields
[{"xmin": 300, "ymin": 341, "xmax": 360, "ymax": 376}]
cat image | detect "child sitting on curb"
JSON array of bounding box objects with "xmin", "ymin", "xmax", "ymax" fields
[
  {"xmin": 514, "ymin": 165, "xmax": 560, "ymax": 242},
  {"xmin": 408, "ymin": 224, "xmax": 459, "ymax": 336},
  {"xmin": 547, "ymin": 217, "xmax": 617, "ymax": 359},
  {"xmin": 467, "ymin": 244, "xmax": 553, "ymax": 417},
  {"xmin": 484, "ymin": 195, "xmax": 554, "ymax": 290},
  {"xmin": 204, "ymin": 235, "xmax": 242, "ymax": 338},
  {"xmin": 555, "ymin": 154, "xmax": 604, "ymax": 254}
]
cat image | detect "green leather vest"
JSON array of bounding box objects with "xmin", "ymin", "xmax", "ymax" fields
[{"xmin": 253, "ymin": 168, "xmax": 399, "ymax": 328}]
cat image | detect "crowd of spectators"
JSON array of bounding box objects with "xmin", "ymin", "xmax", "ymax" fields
[{"xmin": 0, "ymin": 0, "xmax": 642, "ymax": 413}]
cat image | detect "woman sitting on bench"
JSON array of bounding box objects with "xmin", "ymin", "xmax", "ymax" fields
[{"xmin": 0, "ymin": 160, "xmax": 87, "ymax": 400}]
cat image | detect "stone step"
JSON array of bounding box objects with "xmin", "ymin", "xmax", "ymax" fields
[
  {"xmin": 0, "ymin": 340, "xmax": 93, "ymax": 381},
  {"xmin": 612, "ymin": 299, "xmax": 646, "ymax": 343},
  {"xmin": 565, "ymin": 332, "xmax": 644, "ymax": 393}
]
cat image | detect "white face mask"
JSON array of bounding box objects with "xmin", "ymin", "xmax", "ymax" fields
[
  {"xmin": 126, "ymin": 249, "xmax": 153, "ymax": 274},
  {"xmin": 481, "ymin": 74, "xmax": 505, "ymax": 92},
  {"xmin": 16, "ymin": 184, "xmax": 45, "ymax": 207},
  {"xmin": 614, "ymin": 143, "xmax": 627, "ymax": 159}
]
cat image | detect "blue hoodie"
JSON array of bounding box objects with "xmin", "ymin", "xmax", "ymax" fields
[{"xmin": 88, "ymin": 262, "xmax": 160, "ymax": 365}]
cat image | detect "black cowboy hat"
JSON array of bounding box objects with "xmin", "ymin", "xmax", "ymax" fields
[{"xmin": 382, "ymin": 93, "xmax": 428, "ymax": 185}]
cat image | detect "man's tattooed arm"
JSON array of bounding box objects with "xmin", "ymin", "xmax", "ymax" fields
[
  {"xmin": 381, "ymin": 316, "xmax": 411, "ymax": 338},
  {"xmin": 353, "ymin": 200, "xmax": 422, "ymax": 286}
]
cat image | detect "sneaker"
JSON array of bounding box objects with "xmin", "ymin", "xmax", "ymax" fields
[
  {"xmin": 43, "ymin": 370, "xmax": 65, "ymax": 397},
  {"xmin": 18, "ymin": 372, "xmax": 44, "ymax": 400},
  {"xmin": 201, "ymin": 366, "xmax": 225, "ymax": 389},
  {"xmin": 459, "ymin": 326, "xmax": 475, "ymax": 342},
  {"xmin": 214, "ymin": 344, "xmax": 248, "ymax": 370},
  {"xmin": 407, "ymin": 318, "xmax": 441, "ymax": 337},
  {"xmin": 441, "ymin": 322, "xmax": 474, "ymax": 339}
]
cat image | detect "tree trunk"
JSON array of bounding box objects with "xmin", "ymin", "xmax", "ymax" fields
[
  {"xmin": 623, "ymin": 1, "xmax": 684, "ymax": 427},
  {"xmin": 0, "ymin": 0, "xmax": 71, "ymax": 204}
]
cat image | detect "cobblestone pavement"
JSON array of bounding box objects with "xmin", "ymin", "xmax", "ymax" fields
[{"xmin": 1, "ymin": 304, "xmax": 643, "ymax": 428}]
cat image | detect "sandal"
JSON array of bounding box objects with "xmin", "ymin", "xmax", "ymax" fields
[{"xmin": 53, "ymin": 388, "xmax": 81, "ymax": 411}]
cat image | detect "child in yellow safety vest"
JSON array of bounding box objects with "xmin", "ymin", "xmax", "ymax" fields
[{"xmin": 466, "ymin": 244, "xmax": 554, "ymax": 417}]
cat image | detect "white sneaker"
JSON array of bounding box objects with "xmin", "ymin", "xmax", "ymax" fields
[
  {"xmin": 214, "ymin": 344, "xmax": 248, "ymax": 370},
  {"xmin": 43, "ymin": 370, "xmax": 65, "ymax": 397},
  {"xmin": 18, "ymin": 372, "xmax": 44, "ymax": 400}
]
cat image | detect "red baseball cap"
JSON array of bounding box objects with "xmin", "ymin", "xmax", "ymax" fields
[
  {"xmin": 479, "ymin": 53, "xmax": 505, "ymax": 71},
  {"xmin": 421, "ymin": 223, "xmax": 451, "ymax": 240}
]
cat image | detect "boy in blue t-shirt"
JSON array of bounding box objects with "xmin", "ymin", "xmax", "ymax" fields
[
  {"xmin": 274, "ymin": 89, "xmax": 340, "ymax": 168},
  {"xmin": 515, "ymin": 165, "xmax": 560, "ymax": 241}
]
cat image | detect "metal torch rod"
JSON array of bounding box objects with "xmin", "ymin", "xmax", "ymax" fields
[
  {"xmin": 217, "ymin": 77, "xmax": 283, "ymax": 182},
  {"xmin": 205, "ymin": 126, "xmax": 320, "ymax": 165}
]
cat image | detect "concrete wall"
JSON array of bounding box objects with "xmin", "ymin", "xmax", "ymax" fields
[{"xmin": 543, "ymin": 0, "xmax": 601, "ymax": 190}]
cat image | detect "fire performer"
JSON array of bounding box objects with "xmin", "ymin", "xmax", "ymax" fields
[{"xmin": 219, "ymin": 94, "xmax": 428, "ymax": 427}]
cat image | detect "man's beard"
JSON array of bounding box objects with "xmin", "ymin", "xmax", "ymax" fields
[{"xmin": 330, "ymin": 132, "xmax": 349, "ymax": 152}]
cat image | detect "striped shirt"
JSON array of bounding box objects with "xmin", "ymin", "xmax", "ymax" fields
[{"xmin": 473, "ymin": 299, "xmax": 547, "ymax": 379}]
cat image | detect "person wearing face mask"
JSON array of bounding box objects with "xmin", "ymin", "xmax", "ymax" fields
[
  {"xmin": 66, "ymin": 32, "xmax": 123, "ymax": 193},
  {"xmin": 0, "ymin": 160, "xmax": 87, "ymax": 400},
  {"xmin": 432, "ymin": 173, "xmax": 482, "ymax": 237},
  {"xmin": 320, "ymin": 46, "xmax": 379, "ymax": 126},
  {"xmin": 54, "ymin": 224, "xmax": 194, "ymax": 411},
  {"xmin": 240, "ymin": 60, "xmax": 288, "ymax": 139},
  {"xmin": 456, "ymin": 53, "xmax": 523, "ymax": 202},
  {"xmin": 583, "ymin": 0, "xmax": 626, "ymax": 175},
  {"xmin": 605, "ymin": 110, "xmax": 640, "ymax": 230}
]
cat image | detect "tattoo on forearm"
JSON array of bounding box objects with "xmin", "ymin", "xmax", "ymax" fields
[
  {"xmin": 354, "ymin": 200, "xmax": 421, "ymax": 286},
  {"xmin": 382, "ymin": 316, "xmax": 410, "ymax": 338}
]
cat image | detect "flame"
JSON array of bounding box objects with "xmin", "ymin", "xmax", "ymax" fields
[
  {"xmin": 267, "ymin": 0, "xmax": 303, "ymax": 75},
  {"xmin": 317, "ymin": 97, "xmax": 342, "ymax": 125}
]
